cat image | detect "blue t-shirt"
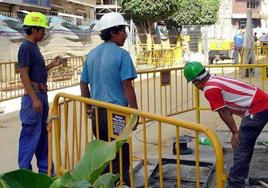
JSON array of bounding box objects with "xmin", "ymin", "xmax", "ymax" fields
[
  {"xmin": 234, "ymin": 34, "xmax": 244, "ymax": 48},
  {"xmin": 18, "ymin": 40, "xmax": 47, "ymax": 83},
  {"xmin": 80, "ymin": 42, "xmax": 137, "ymax": 106}
]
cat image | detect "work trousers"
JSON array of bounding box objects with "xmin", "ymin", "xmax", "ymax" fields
[
  {"xmin": 233, "ymin": 47, "xmax": 242, "ymax": 64},
  {"xmin": 18, "ymin": 93, "xmax": 52, "ymax": 174},
  {"xmin": 91, "ymin": 108, "xmax": 130, "ymax": 185},
  {"xmin": 227, "ymin": 109, "xmax": 268, "ymax": 188}
]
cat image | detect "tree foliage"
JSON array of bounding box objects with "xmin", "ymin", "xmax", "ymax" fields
[
  {"xmin": 119, "ymin": 0, "xmax": 180, "ymax": 33},
  {"xmin": 167, "ymin": 0, "xmax": 221, "ymax": 28},
  {"xmin": 120, "ymin": 0, "xmax": 220, "ymax": 28}
]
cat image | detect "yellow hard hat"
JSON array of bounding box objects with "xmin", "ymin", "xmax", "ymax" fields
[{"xmin": 23, "ymin": 12, "xmax": 49, "ymax": 28}]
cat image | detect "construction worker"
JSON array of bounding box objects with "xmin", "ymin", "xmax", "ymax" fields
[
  {"xmin": 18, "ymin": 12, "xmax": 63, "ymax": 174},
  {"xmin": 233, "ymin": 30, "xmax": 244, "ymax": 64},
  {"xmin": 80, "ymin": 12, "xmax": 138, "ymax": 187},
  {"xmin": 183, "ymin": 61, "xmax": 268, "ymax": 188}
]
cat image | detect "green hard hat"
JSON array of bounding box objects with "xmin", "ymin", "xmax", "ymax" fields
[
  {"xmin": 23, "ymin": 12, "xmax": 49, "ymax": 28},
  {"xmin": 183, "ymin": 61, "xmax": 205, "ymax": 82}
]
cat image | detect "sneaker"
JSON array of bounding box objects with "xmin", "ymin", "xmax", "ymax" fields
[
  {"xmin": 115, "ymin": 182, "xmax": 130, "ymax": 188},
  {"xmin": 116, "ymin": 184, "xmax": 130, "ymax": 188}
]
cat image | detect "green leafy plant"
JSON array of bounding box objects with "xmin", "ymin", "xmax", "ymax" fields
[
  {"xmin": 120, "ymin": 0, "xmax": 179, "ymax": 44},
  {"xmin": 0, "ymin": 114, "xmax": 138, "ymax": 188}
]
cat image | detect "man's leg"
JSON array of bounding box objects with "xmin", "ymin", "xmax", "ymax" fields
[
  {"xmin": 233, "ymin": 49, "xmax": 239, "ymax": 64},
  {"xmin": 35, "ymin": 93, "xmax": 54, "ymax": 174},
  {"xmin": 227, "ymin": 112, "xmax": 268, "ymax": 188},
  {"xmin": 18, "ymin": 95, "xmax": 42, "ymax": 170},
  {"xmin": 35, "ymin": 122, "xmax": 50, "ymax": 174},
  {"xmin": 112, "ymin": 143, "xmax": 130, "ymax": 186},
  {"xmin": 92, "ymin": 108, "xmax": 108, "ymax": 141},
  {"xmin": 18, "ymin": 122, "xmax": 41, "ymax": 170},
  {"xmin": 92, "ymin": 108, "xmax": 130, "ymax": 185}
]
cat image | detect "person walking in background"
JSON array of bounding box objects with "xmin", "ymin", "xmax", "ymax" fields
[
  {"xmin": 18, "ymin": 12, "xmax": 63, "ymax": 175},
  {"xmin": 183, "ymin": 61, "xmax": 268, "ymax": 188},
  {"xmin": 254, "ymin": 32, "xmax": 258, "ymax": 42},
  {"xmin": 233, "ymin": 30, "xmax": 244, "ymax": 64},
  {"xmin": 80, "ymin": 12, "xmax": 138, "ymax": 187}
]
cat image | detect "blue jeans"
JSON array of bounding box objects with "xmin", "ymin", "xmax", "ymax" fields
[
  {"xmin": 227, "ymin": 109, "xmax": 268, "ymax": 188},
  {"xmin": 18, "ymin": 93, "xmax": 53, "ymax": 174},
  {"xmin": 233, "ymin": 47, "xmax": 242, "ymax": 64}
]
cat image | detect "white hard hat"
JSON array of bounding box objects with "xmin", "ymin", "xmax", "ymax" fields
[{"xmin": 98, "ymin": 12, "xmax": 129, "ymax": 31}]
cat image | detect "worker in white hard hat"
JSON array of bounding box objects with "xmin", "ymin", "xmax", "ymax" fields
[{"xmin": 80, "ymin": 12, "xmax": 138, "ymax": 187}]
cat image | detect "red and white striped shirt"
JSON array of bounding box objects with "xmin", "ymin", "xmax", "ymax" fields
[{"xmin": 203, "ymin": 75, "xmax": 268, "ymax": 117}]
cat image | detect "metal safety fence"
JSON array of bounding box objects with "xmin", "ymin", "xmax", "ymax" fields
[
  {"xmin": 253, "ymin": 44, "xmax": 268, "ymax": 64},
  {"xmin": 135, "ymin": 44, "xmax": 183, "ymax": 68},
  {"xmin": 1, "ymin": 47, "xmax": 268, "ymax": 108},
  {"xmin": 133, "ymin": 67, "xmax": 195, "ymax": 118},
  {"xmin": 48, "ymin": 92, "xmax": 226, "ymax": 188},
  {"xmin": 0, "ymin": 56, "xmax": 84, "ymax": 101},
  {"xmin": 0, "ymin": 55, "xmax": 191, "ymax": 107}
]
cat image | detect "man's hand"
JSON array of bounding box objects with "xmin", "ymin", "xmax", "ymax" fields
[
  {"xmin": 52, "ymin": 55, "xmax": 63, "ymax": 67},
  {"xmin": 32, "ymin": 98, "xmax": 42, "ymax": 113},
  {"xmin": 131, "ymin": 116, "xmax": 139, "ymax": 131},
  {"xmin": 231, "ymin": 133, "xmax": 240, "ymax": 149},
  {"xmin": 87, "ymin": 107, "xmax": 94, "ymax": 119},
  {"xmin": 46, "ymin": 56, "xmax": 64, "ymax": 71}
]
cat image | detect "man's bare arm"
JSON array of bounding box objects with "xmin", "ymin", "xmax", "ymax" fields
[
  {"xmin": 122, "ymin": 79, "xmax": 138, "ymax": 109},
  {"xmin": 217, "ymin": 107, "xmax": 239, "ymax": 148},
  {"xmin": 80, "ymin": 81, "xmax": 90, "ymax": 98}
]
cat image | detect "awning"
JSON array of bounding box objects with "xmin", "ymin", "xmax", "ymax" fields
[
  {"xmin": 58, "ymin": 12, "xmax": 83, "ymax": 19},
  {"xmin": 66, "ymin": 0, "xmax": 95, "ymax": 8},
  {"xmin": 232, "ymin": 13, "xmax": 262, "ymax": 19}
]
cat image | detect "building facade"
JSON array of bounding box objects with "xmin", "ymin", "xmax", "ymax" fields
[
  {"xmin": 232, "ymin": 0, "xmax": 261, "ymax": 29},
  {"xmin": 208, "ymin": 0, "xmax": 268, "ymax": 40},
  {"xmin": 0, "ymin": 0, "xmax": 96, "ymax": 23}
]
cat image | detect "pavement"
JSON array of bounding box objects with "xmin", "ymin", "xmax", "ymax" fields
[{"xmin": 0, "ymin": 85, "xmax": 81, "ymax": 173}]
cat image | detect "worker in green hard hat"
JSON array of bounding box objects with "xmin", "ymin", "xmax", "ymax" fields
[{"xmin": 184, "ymin": 61, "xmax": 268, "ymax": 188}]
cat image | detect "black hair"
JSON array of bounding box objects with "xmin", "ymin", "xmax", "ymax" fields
[
  {"xmin": 23, "ymin": 26, "xmax": 44, "ymax": 35},
  {"xmin": 99, "ymin": 25, "xmax": 125, "ymax": 41},
  {"xmin": 197, "ymin": 69, "xmax": 206, "ymax": 76},
  {"xmin": 196, "ymin": 69, "xmax": 210, "ymax": 81}
]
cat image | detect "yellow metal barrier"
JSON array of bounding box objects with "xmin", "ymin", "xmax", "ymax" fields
[
  {"xmin": 1, "ymin": 47, "xmax": 267, "ymax": 104},
  {"xmin": 255, "ymin": 44, "xmax": 268, "ymax": 64},
  {"xmin": 135, "ymin": 44, "xmax": 183, "ymax": 68},
  {"xmin": 0, "ymin": 56, "xmax": 84, "ymax": 102},
  {"xmin": 134, "ymin": 63, "xmax": 268, "ymax": 120},
  {"xmin": 48, "ymin": 92, "xmax": 226, "ymax": 188},
  {"xmin": 133, "ymin": 67, "xmax": 195, "ymax": 119},
  {"xmin": 205, "ymin": 64, "xmax": 268, "ymax": 90}
]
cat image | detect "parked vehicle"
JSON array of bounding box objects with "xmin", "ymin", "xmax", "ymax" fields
[{"xmin": 208, "ymin": 39, "xmax": 234, "ymax": 64}]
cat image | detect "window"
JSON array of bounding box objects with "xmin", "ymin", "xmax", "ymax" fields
[
  {"xmin": 247, "ymin": 1, "xmax": 258, "ymax": 9},
  {"xmin": 239, "ymin": 20, "xmax": 246, "ymax": 29}
]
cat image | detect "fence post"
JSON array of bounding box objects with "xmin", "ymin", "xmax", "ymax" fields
[{"xmin": 194, "ymin": 86, "xmax": 200, "ymax": 123}]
